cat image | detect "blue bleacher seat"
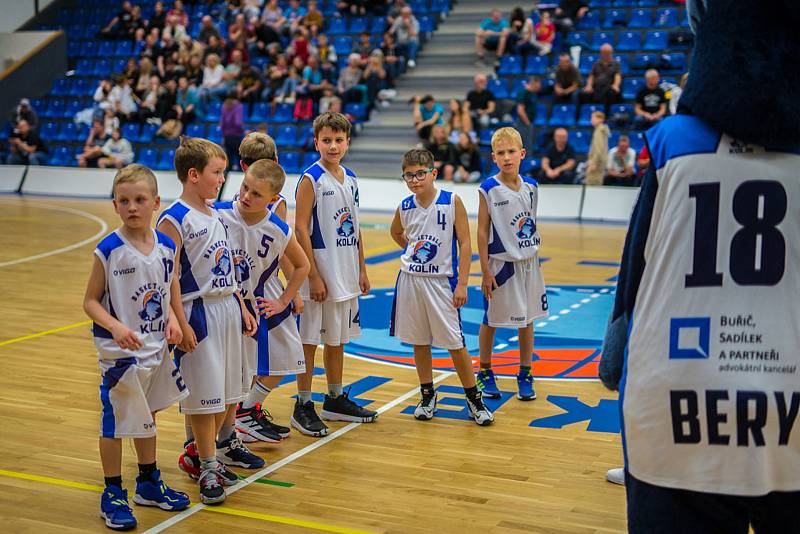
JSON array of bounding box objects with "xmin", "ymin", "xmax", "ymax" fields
[
  {"xmin": 40, "ymin": 122, "xmax": 58, "ymax": 141},
  {"xmin": 622, "ymin": 77, "xmax": 643, "ymax": 100},
  {"xmin": 41, "ymin": 100, "xmax": 62, "ymax": 119},
  {"xmin": 67, "ymin": 41, "xmax": 82, "ymax": 58},
  {"xmin": 577, "ymin": 104, "xmax": 604, "ymax": 126},
  {"xmin": 549, "ymin": 104, "xmax": 576, "ymax": 127},
  {"xmin": 51, "ymin": 78, "xmax": 69, "ymax": 96},
  {"xmin": 418, "ymin": 16, "xmax": 435, "ymax": 33},
  {"xmin": 576, "ymin": 11, "xmax": 600, "ymax": 30},
  {"xmin": 655, "ymin": 8, "xmax": 678, "ymax": 28},
  {"xmin": 139, "ymin": 148, "xmax": 157, "ymax": 168},
  {"xmin": 138, "ymin": 123, "xmax": 158, "ymax": 143},
  {"xmin": 533, "ymin": 104, "xmax": 548, "ymax": 127},
  {"xmin": 571, "ymin": 130, "xmax": 590, "ymax": 154},
  {"xmin": 327, "ymin": 16, "xmax": 347, "ymax": 34},
  {"xmin": 629, "ymin": 9, "xmax": 652, "ymax": 28},
  {"xmin": 205, "ymin": 101, "xmax": 222, "ymax": 122},
  {"xmin": 276, "ymin": 125, "xmax": 298, "ymax": 147},
  {"xmin": 344, "ymin": 103, "xmax": 367, "ymax": 121},
  {"xmin": 71, "ymin": 78, "xmax": 92, "ymax": 97},
  {"xmin": 98, "ymin": 41, "xmax": 115, "ymax": 58},
  {"xmin": 567, "ymin": 31, "xmax": 589, "ymax": 47},
  {"xmin": 613, "ymin": 0, "xmax": 636, "ymax": 6},
  {"xmin": 609, "ymin": 131, "xmax": 621, "ymax": 149},
  {"xmin": 370, "ymin": 16, "xmax": 387, "ymax": 33},
  {"xmin": 617, "ymin": 31, "xmax": 642, "ymax": 51},
  {"xmin": 609, "ymin": 104, "xmax": 634, "ymax": 126},
  {"xmin": 643, "ymin": 31, "xmax": 667, "ymax": 50},
  {"xmin": 80, "ymin": 41, "xmax": 98, "ymax": 58},
  {"xmin": 614, "ymin": 54, "xmax": 630, "ymax": 74},
  {"xmin": 498, "ymin": 55, "xmax": 523, "ymax": 76},
  {"xmin": 281, "ymin": 151, "xmax": 300, "ymax": 173},
  {"xmin": 633, "ymin": 53, "xmax": 658, "ymax": 71},
  {"xmin": 430, "ymin": 0, "xmax": 449, "ymax": 14},
  {"xmin": 76, "ymin": 59, "xmax": 94, "ymax": 76},
  {"xmin": 487, "ymin": 78, "xmax": 509, "ymax": 100},
  {"xmin": 251, "ymin": 56, "xmax": 269, "ymax": 71},
  {"xmin": 637, "ymin": 0, "xmax": 658, "ymax": 5},
  {"xmin": 185, "ymin": 123, "xmax": 206, "ymax": 138},
  {"xmin": 511, "ymin": 78, "xmax": 527, "ymax": 97},
  {"xmin": 589, "ymin": 0, "xmax": 612, "ymax": 7},
  {"xmin": 273, "ymin": 103, "xmax": 294, "ymax": 123},
  {"xmin": 478, "ymin": 129, "xmax": 494, "ymax": 147},
  {"xmin": 155, "ymin": 149, "xmax": 176, "ymax": 171},
  {"xmin": 50, "ymin": 146, "xmax": 73, "ymax": 166},
  {"xmin": 333, "ymin": 36, "xmax": 352, "ymax": 56},
  {"xmin": 122, "ymin": 123, "xmax": 140, "ymax": 141},
  {"xmin": 115, "ymin": 41, "xmax": 133, "ymax": 57},
  {"xmin": 207, "ymin": 125, "xmax": 222, "ymax": 145},
  {"xmin": 65, "ymin": 99, "xmax": 84, "ymax": 118},
  {"xmin": 349, "ymin": 16, "xmax": 368, "ymax": 33},
  {"xmin": 603, "ymin": 10, "xmax": 627, "ymax": 28},
  {"xmin": 301, "ymin": 152, "xmax": 320, "ymax": 170},
  {"xmin": 92, "ymin": 59, "xmax": 111, "ymax": 76},
  {"xmin": 579, "ymin": 54, "xmax": 598, "ymax": 75},
  {"xmin": 525, "ymin": 55, "xmax": 548, "ymax": 75},
  {"xmin": 112, "ymin": 59, "xmax": 127, "ymax": 74},
  {"xmin": 629, "ymin": 131, "xmax": 646, "ymax": 153},
  {"xmin": 591, "ymin": 32, "xmax": 615, "ymax": 51},
  {"xmin": 663, "ymin": 53, "xmax": 686, "ymax": 72},
  {"xmin": 521, "ymin": 157, "xmax": 540, "ymax": 176},
  {"xmin": 56, "ymin": 122, "xmax": 78, "ymax": 142},
  {"xmin": 75, "ymin": 124, "xmax": 90, "ymax": 142}
]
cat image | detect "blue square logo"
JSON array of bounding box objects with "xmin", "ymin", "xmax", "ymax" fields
[{"xmin": 669, "ymin": 317, "xmax": 710, "ymax": 359}]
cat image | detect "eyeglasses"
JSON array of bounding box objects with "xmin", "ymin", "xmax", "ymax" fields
[{"xmin": 401, "ymin": 168, "xmax": 433, "ymax": 182}]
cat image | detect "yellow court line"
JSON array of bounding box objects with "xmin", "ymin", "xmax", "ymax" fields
[
  {"xmin": 364, "ymin": 244, "xmax": 399, "ymax": 256},
  {"xmin": 0, "ymin": 320, "xmax": 92, "ymax": 348},
  {"xmin": 0, "ymin": 469, "xmax": 373, "ymax": 534}
]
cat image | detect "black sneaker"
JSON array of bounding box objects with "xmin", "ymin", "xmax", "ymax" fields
[
  {"xmin": 321, "ymin": 390, "xmax": 378, "ymax": 423},
  {"xmin": 257, "ymin": 404, "xmax": 291, "ymax": 438},
  {"xmin": 290, "ymin": 399, "xmax": 329, "ymax": 437},
  {"xmin": 198, "ymin": 469, "xmax": 225, "ymax": 505},
  {"xmin": 216, "ymin": 435, "xmax": 265, "ymax": 469},
  {"xmin": 235, "ymin": 403, "xmax": 283, "ymax": 443},
  {"xmin": 466, "ymin": 391, "xmax": 495, "ymax": 426}
]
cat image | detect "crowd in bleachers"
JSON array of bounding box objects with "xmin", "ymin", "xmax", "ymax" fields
[{"xmin": 2, "ymin": 0, "xmax": 448, "ymax": 171}]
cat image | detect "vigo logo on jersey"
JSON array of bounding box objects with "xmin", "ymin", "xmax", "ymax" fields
[
  {"xmin": 334, "ymin": 208, "xmax": 357, "ymax": 246},
  {"xmin": 409, "ymin": 236, "xmax": 440, "ymax": 273},
  {"xmin": 133, "ymin": 285, "xmax": 168, "ymax": 334}
]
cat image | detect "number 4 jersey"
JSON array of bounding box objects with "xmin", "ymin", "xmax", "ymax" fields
[{"xmin": 610, "ymin": 114, "xmax": 800, "ymax": 495}]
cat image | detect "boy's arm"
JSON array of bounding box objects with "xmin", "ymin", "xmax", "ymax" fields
[
  {"xmin": 452, "ymin": 195, "xmax": 471, "ymax": 308},
  {"xmin": 83, "ymin": 255, "xmax": 142, "ymax": 350},
  {"xmin": 477, "ymin": 192, "xmax": 497, "ymax": 299},
  {"xmin": 295, "ymin": 175, "xmax": 327, "ymax": 301},
  {"xmin": 165, "ymin": 267, "xmax": 184, "ymax": 345},
  {"xmin": 357, "ymin": 228, "xmax": 370, "ymax": 295},
  {"xmin": 259, "ymin": 234, "xmax": 311, "ymax": 317},
  {"xmin": 158, "ymin": 218, "xmax": 197, "ymax": 352},
  {"xmin": 389, "ymin": 208, "xmax": 407, "ymax": 248}
]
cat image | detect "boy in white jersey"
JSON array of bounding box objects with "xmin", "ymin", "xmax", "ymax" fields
[
  {"xmin": 476, "ymin": 127, "xmax": 548, "ymax": 401},
  {"xmin": 389, "ymin": 149, "xmax": 494, "ymax": 425},
  {"xmin": 83, "ymin": 164, "xmax": 190, "ymax": 530},
  {"xmin": 216, "ymin": 158, "xmax": 311, "ymax": 444},
  {"xmin": 294, "ymin": 112, "xmax": 377, "ymax": 435},
  {"xmin": 157, "ymin": 137, "xmax": 259, "ymax": 505}
]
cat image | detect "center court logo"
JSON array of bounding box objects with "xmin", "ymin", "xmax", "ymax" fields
[
  {"xmin": 517, "ymin": 217, "xmax": 536, "ymax": 239},
  {"xmin": 336, "ymin": 212, "xmax": 355, "ymax": 238},
  {"xmin": 138, "ymin": 290, "xmax": 163, "ymax": 321},
  {"xmin": 211, "ymin": 248, "xmax": 232, "ymax": 276},
  {"xmin": 411, "ymin": 240, "xmax": 438, "ymax": 264}
]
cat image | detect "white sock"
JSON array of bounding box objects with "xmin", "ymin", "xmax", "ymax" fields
[{"xmin": 242, "ymin": 381, "xmax": 271, "ymax": 410}]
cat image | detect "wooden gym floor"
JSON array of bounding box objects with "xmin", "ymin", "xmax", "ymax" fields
[{"xmin": 0, "ymin": 195, "xmax": 627, "ymax": 533}]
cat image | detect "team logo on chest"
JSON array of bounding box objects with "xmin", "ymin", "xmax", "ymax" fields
[
  {"xmin": 231, "ymin": 248, "xmax": 255, "ymax": 283},
  {"xmin": 409, "ymin": 234, "xmax": 441, "ymax": 273},
  {"xmin": 139, "ymin": 290, "xmax": 164, "ymax": 321},
  {"xmin": 132, "ymin": 283, "xmax": 168, "ymax": 334},
  {"xmin": 511, "ymin": 212, "xmax": 540, "ymax": 249},
  {"xmin": 211, "ymin": 247, "xmax": 232, "ymax": 276},
  {"xmin": 334, "ymin": 208, "xmax": 357, "ymax": 246}
]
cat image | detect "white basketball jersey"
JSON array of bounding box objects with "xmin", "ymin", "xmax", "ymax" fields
[
  {"xmin": 215, "ymin": 201, "xmax": 291, "ymax": 302},
  {"xmin": 297, "ymin": 161, "xmax": 360, "ymax": 302},
  {"xmin": 158, "ymin": 200, "xmax": 237, "ymax": 303},
  {"xmin": 267, "ymin": 194, "xmax": 285, "ymax": 214},
  {"xmin": 479, "ymin": 175, "xmax": 541, "ymax": 262},
  {"xmin": 93, "ymin": 230, "xmax": 176, "ymax": 364},
  {"xmin": 399, "ymin": 189, "xmax": 457, "ymax": 280},
  {"xmin": 623, "ymin": 115, "xmax": 800, "ymax": 495}
]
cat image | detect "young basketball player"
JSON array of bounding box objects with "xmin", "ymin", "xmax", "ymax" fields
[
  {"xmin": 293, "ymin": 112, "xmax": 377, "ymax": 436},
  {"xmin": 84, "ymin": 164, "xmax": 190, "ymax": 529},
  {"xmin": 389, "ymin": 149, "xmax": 495, "ymax": 425},
  {"xmin": 217, "ymin": 159, "xmax": 311, "ymax": 444},
  {"xmin": 157, "ymin": 137, "xmax": 259, "ymax": 505},
  {"xmin": 476, "ymin": 127, "xmax": 548, "ymax": 401}
]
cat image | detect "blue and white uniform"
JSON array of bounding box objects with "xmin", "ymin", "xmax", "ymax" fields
[
  {"xmin": 390, "ymin": 189, "xmax": 465, "ymax": 349},
  {"xmin": 93, "ymin": 229, "xmax": 188, "ymax": 438},
  {"xmin": 216, "ymin": 200, "xmax": 305, "ymax": 382},
  {"xmin": 159, "ymin": 200, "xmax": 244, "ymax": 414},
  {"xmin": 479, "ymin": 175, "xmax": 548, "ymax": 328},
  {"xmin": 296, "ymin": 161, "xmax": 361, "ymax": 346},
  {"xmin": 601, "ymin": 115, "xmax": 800, "ymax": 495}
]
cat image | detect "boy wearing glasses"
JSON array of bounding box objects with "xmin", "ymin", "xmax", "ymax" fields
[{"xmin": 388, "ymin": 149, "xmax": 495, "ymax": 425}]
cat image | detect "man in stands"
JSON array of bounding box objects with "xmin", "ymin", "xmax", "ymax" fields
[
  {"xmin": 604, "ymin": 134, "xmax": 637, "ymax": 187},
  {"xmin": 553, "ymin": 53, "xmax": 582, "ymax": 104},
  {"xmin": 463, "ymin": 74, "xmax": 496, "ymax": 131},
  {"xmin": 633, "ymin": 69, "xmax": 667, "ymax": 129},
  {"xmin": 581, "ymin": 43, "xmax": 622, "ymax": 113},
  {"xmin": 475, "ymin": 9, "xmax": 509, "ymax": 66},
  {"xmin": 6, "ymin": 120, "xmax": 47, "ymax": 165},
  {"xmin": 9, "ymin": 98, "xmax": 38, "ymax": 131},
  {"xmin": 540, "ymin": 127, "xmax": 576, "ymax": 184},
  {"xmin": 554, "ymin": 0, "xmax": 589, "ymax": 33}
]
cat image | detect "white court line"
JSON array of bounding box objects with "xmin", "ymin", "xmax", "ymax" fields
[
  {"xmin": 144, "ymin": 371, "xmax": 454, "ymax": 533},
  {"xmin": 0, "ymin": 202, "xmax": 108, "ymax": 268}
]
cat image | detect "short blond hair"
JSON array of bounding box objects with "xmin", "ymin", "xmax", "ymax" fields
[
  {"xmin": 239, "ymin": 132, "xmax": 277, "ymax": 164},
  {"xmin": 174, "ymin": 136, "xmax": 227, "ymax": 183},
  {"xmin": 313, "ymin": 111, "xmax": 351, "ymax": 138},
  {"xmin": 112, "ymin": 163, "xmax": 158, "ymax": 196},
  {"xmin": 490, "ymin": 127, "xmax": 524, "ymax": 151},
  {"xmin": 246, "ymin": 158, "xmax": 286, "ymax": 196},
  {"xmin": 592, "ymin": 110, "xmax": 606, "ymax": 121}
]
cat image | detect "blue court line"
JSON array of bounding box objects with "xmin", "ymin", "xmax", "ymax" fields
[
  {"xmin": 577, "ymin": 260, "xmax": 620, "ymax": 267},
  {"xmin": 554, "ymin": 349, "xmax": 601, "ymax": 378}
]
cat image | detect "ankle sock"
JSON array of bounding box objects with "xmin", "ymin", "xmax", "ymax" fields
[
  {"xmin": 137, "ymin": 462, "xmax": 157, "ymax": 479},
  {"xmin": 519, "ymin": 365, "xmax": 531, "ymax": 376},
  {"xmin": 420, "ymin": 382, "xmax": 435, "ymax": 397},
  {"xmin": 464, "ymin": 385, "xmax": 479, "ymax": 400},
  {"xmin": 298, "ymin": 390, "xmax": 312, "ymax": 403},
  {"xmin": 217, "ymin": 424, "xmax": 235, "ymax": 445},
  {"xmin": 328, "ymin": 383, "xmax": 343, "ymax": 397},
  {"xmin": 242, "ymin": 381, "xmax": 271, "ymax": 410},
  {"xmin": 105, "ymin": 475, "xmax": 123, "ymax": 489}
]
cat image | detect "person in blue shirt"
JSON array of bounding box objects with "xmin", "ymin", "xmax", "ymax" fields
[
  {"xmin": 413, "ymin": 94, "xmax": 444, "ymax": 141},
  {"xmin": 475, "ymin": 9, "xmax": 509, "ymax": 65}
]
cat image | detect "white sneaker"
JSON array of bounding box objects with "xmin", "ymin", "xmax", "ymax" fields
[
  {"xmin": 605, "ymin": 467, "xmax": 625, "ymax": 486},
  {"xmin": 414, "ymin": 391, "xmax": 437, "ymax": 420},
  {"xmin": 466, "ymin": 392, "xmax": 494, "ymax": 426},
  {"xmin": 407, "ymin": 59, "xmax": 416, "ymax": 68}
]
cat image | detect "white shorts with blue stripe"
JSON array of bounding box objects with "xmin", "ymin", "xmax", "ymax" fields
[
  {"xmin": 483, "ymin": 256, "xmax": 548, "ymax": 328},
  {"xmin": 98, "ymin": 346, "xmax": 188, "ymax": 438},
  {"xmin": 241, "ymin": 298, "xmax": 305, "ymax": 386},
  {"xmin": 390, "ymin": 272, "xmax": 465, "ymax": 350}
]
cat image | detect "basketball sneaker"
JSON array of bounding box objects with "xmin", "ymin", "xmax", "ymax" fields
[
  {"xmin": 217, "ymin": 434, "xmax": 266, "ymax": 469},
  {"xmin": 476, "ymin": 369, "xmax": 502, "ymax": 399},
  {"xmin": 132, "ymin": 469, "xmax": 190, "ymax": 511},
  {"xmin": 178, "ymin": 440, "xmax": 201, "ymax": 480},
  {"xmin": 321, "ymin": 390, "xmax": 378, "ymax": 423},
  {"xmin": 516, "ymin": 370, "xmax": 537, "ymax": 401},
  {"xmin": 291, "ymin": 399, "xmax": 329, "ymax": 437},
  {"xmin": 235, "ymin": 403, "xmax": 283, "ymax": 443},
  {"xmin": 100, "ymin": 485, "xmax": 137, "ymax": 530},
  {"xmin": 606, "ymin": 468, "xmax": 625, "ymax": 486},
  {"xmin": 466, "ymin": 391, "xmax": 495, "ymax": 426},
  {"xmin": 414, "ymin": 390, "xmax": 438, "ymax": 420},
  {"xmin": 198, "ymin": 468, "xmax": 226, "ymax": 505}
]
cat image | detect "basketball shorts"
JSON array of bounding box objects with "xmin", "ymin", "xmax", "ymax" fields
[
  {"xmin": 242, "ymin": 299, "xmax": 305, "ymax": 385},
  {"xmin": 98, "ymin": 347, "xmax": 188, "ymax": 438},
  {"xmin": 299, "ymin": 296, "xmax": 361, "ymax": 346},
  {"xmin": 483, "ymin": 256, "xmax": 548, "ymax": 328},
  {"xmin": 390, "ymin": 272, "xmax": 465, "ymax": 350},
  {"xmin": 175, "ymin": 294, "xmax": 245, "ymax": 414}
]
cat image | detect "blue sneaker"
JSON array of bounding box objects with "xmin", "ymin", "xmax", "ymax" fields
[
  {"xmin": 476, "ymin": 369, "xmax": 501, "ymax": 399},
  {"xmin": 217, "ymin": 434, "xmax": 265, "ymax": 469},
  {"xmin": 133, "ymin": 469, "xmax": 190, "ymax": 511},
  {"xmin": 100, "ymin": 485, "xmax": 137, "ymax": 530},
  {"xmin": 516, "ymin": 370, "xmax": 536, "ymax": 401}
]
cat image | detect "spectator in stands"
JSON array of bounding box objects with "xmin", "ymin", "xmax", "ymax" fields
[
  {"xmin": 128, "ymin": 6, "xmax": 147, "ymax": 41},
  {"xmin": 446, "ymin": 98, "xmax": 474, "ymax": 142},
  {"xmin": 185, "ymin": 54, "xmax": 204, "ymax": 87},
  {"xmin": 261, "ymin": 0, "xmax": 287, "ymax": 34},
  {"xmin": 285, "ymin": 0, "xmax": 308, "ymax": 34},
  {"xmin": 236, "ymin": 62, "xmax": 263, "ymax": 104},
  {"xmin": 134, "ymin": 75, "xmax": 162, "ymax": 121},
  {"xmin": 9, "ymin": 98, "xmax": 38, "ymax": 130},
  {"xmin": 242, "ymin": 0, "xmax": 263, "ymax": 20},
  {"xmin": 338, "ymin": 53, "xmax": 366, "ymax": 104},
  {"xmin": 198, "ymin": 15, "xmax": 221, "ymax": 44},
  {"xmin": 94, "ymin": 78, "xmax": 114, "ymax": 111},
  {"xmin": 515, "ymin": 76, "xmax": 541, "ymax": 153},
  {"xmin": 391, "ymin": 6, "xmax": 420, "ymax": 69},
  {"xmin": 362, "ymin": 52, "xmax": 389, "ymax": 108},
  {"xmin": 103, "ymin": 107, "xmax": 120, "ymax": 136},
  {"xmin": 425, "ymin": 125, "xmax": 457, "ymax": 181},
  {"xmin": 519, "ymin": 10, "xmax": 556, "ymax": 56},
  {"xmin": 634, "ymin": 69, "xmax": 667, "ymax": 129},
  {"xmin": 413, "ymin": 95, "xmax": 444, "ymax": 141},
  {"xmin": 554, "ymin": 0, "xmax": 589, "ymax": 33},
  {"xmin": 100, "ymin": 1, "xmax": 134, "ymax": 40},
  {"xmin": 200, "ymin": 53, "xmax": 226, "ymax": 101},
  {"xmin": 6, "ymin": 120, "xmax": 47, "ymax": 165},
  {"xmin": 250, "ymin": 16, "xmax": 282, "ymax": 57},
  {"xmin": 581, "ymin": 43, "xmax": 622, "ymax": 112},
  {"xmin": 167, "ymin": 0, "xmax": 189, "ymax": 29},
  {"xmin": 505, "ymin": 7, "xmax": 527, "ymax": 54},
  {"xmin": 221, "ymin": 94, "xmax": 245, "ymax": 171},
  {"xmin": 669, "ymin": 72, "xmax": 688, "ymax": 116},
  {"xmin": 604, "ymin": 134, "xmax": 637, "ymax": 187},
  {"xmin": 97, "ymin": 127, "xmax": 134, "ymax": 169},
  {"xmin": 303, "ymin": 0, "xmax": 325, "ymax": 36},
  {"xmin": 203, "ymin": 34, "xmax": 225, "ymax": 61},
  {"xmin": 475, "ymin": 9, "xmax": 509, "ymax": 65},
  {"xmin": 553, "ymin": 53, "xmax": 581, "ymax": 103},
  {"xmin": 303, "ymin": 54, "xmax": 334, "ymax": 101},
  {"xmin": 355, "ymin": 32, "xmax": 375, "ymax": 64},
  {"xmin": 228, "ymin": 13, "xmax": 250, "ymax": 45},
  {"xmin": 339, "ymin": 0, "xmax": 366, "ymax": 17},
  {"xmin": 453, "ymin": 132, "xmax": 483, "ymax": 183},
  {"xmin": 147, "ymin": 1, "xmax": 167, "ymax": 34},
  {"xmin": 313, "ymin": 33, "xmax": 338, "ymax": 65},
  {"xmin": 464, "ymin": 73, "xmax": 496, "ymax": 130},
  {"xmin": 380, "ymin": 31, "xmax": 403, "ymax": 79},
  {"xmin": 155, "ymin": 78, "xmax": 178, "ymax": 126},
  {"xmin": 140, "ymin": 33, "xmax": 165, "ymax": 75},
  {"xmin": 77, "ymin": 120, "xmax": 108, "ymax": 168},
  {"xmin": 287, "ymin": 28, "xmax": 311, "ymax": 63},
  {"xmin": 174, "ymin": 75, "xmax": 202, "ymax": 126},
  {"xmin": 134, "ymin": 57, "xmax": 155, "ymax": 94},
  {"xmin": 109, "ymin": 75, "xmax": 138, "ymax": 120},
  {"xmin": 274, "ymin": 65, "xmax": 300, "ymax": 103},
  {"xmin": 319, "ymin": 90, "xmax": 339, "ymax": 114},
  {"xmin": 262, "ymin": 55, "xmax": 290, "ymax": 102},
  {"xmin": 585, "ymin": 111, "xmax": 609, "ymax": 186},
  {"xmin": 540, "ymin": 127, "xmax": 576, "ymax": 184}
]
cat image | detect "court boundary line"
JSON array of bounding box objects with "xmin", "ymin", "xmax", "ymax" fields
[
  {"xmin": 0, "ymin": 201, "xmax": 108, "ymax": 268},
  {"xmin": 144, "ymin": 371, "xmax": 453, "ymax": 533}
]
